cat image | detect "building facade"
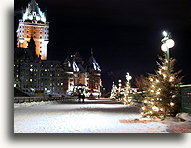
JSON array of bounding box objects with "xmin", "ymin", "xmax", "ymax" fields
[
  {"xmin": 14, "ymin": 43, "xmax": 102, "ymax": 96},
  {"xmin": 14, "ymin": 38, "xmax": 65, "ymax": 95},
  {"xmin": 63, "ymin": 51, "xmax": 102, "ymax": 97},
  {"xmin": 14, "ymin": 0, "xmax": 102, "ymax": 97},
  {"xmin": 16, "ymin": 0, "xmax": 49, "ymax": 60}
]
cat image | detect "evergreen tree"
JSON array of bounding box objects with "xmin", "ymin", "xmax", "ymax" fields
[
  {"xmin": 122, "ymin": 72, "xmax": 133, "ymax": 105},
  {"xmin": 110, "ymin": 82, "xmax": 118, "ymax": 99},
  {"xmin": 141, "ymin": 53, "xmax": 182, "ymax": 119}
]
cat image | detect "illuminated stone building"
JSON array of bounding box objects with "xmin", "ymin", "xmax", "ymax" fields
[
  {"xmin": 14, "ymin": 38, "xmax": 41, "ymax": 94},
  {"xmin": 14, "ymin": 0, "xmax": 102, "ymax": 97},
  {"xmin": 14, "ymin": 46, "xmax": 102, "ymax": 96},
  {"xmin": 16, "ymin": 0, "xmax": 49, "ymax": 60},
  {"xmin": 63, "ymin": 51, "xmax": 102, "ymax": 96},
  {"xmin": 14, "ymin": 38, "xmax": 65, "ymax": 95}
]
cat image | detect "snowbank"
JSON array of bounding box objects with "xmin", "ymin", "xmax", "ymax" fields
[{"xmin": 176, "ymin": 113, "xmax": 191, "ymax": 122}]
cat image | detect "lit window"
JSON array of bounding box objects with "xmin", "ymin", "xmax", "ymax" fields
[
  {"xmin": 30, "ymin": 68, "xmax": 33, "ymax": 72},
  {"xmin": 61, "ymin": 83, "xmax": 63, "ymax": 85},
  {"xmin": 45, "ymin": 69, "xmax": 47, "ymax": 71},
  {"xmin": 30, "ymin": 79, "xmax": 32, "ymax": 82}
]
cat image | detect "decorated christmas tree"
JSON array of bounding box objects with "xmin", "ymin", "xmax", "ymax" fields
[
  {"xmin": 141, "ymin": 53, "xmax": 182, "ymax": 119},
  {"xmin": 110, "ymin": 82, "xmax": 118, "ymax": 99},
  {"xmin": 122, "ymin": 72, "xmax": 133, "ymax": 105}
]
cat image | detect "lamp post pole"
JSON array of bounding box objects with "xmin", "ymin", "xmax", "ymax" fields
[
  {"xmin": 161, "ymin": 31, "xmax": 175, "ymax": 73},
  {"xmin": 167, "ymin": 47, "xmax": 170, "ymax": 72}
]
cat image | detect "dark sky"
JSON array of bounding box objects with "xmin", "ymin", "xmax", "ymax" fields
[{"xmin": 14, "ymin": 0, "xmax": 191, "ymax": 91}]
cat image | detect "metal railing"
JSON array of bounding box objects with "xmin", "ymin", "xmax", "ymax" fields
[{"xmin": 14, "ymin": 96, "xmax": 78, "ymax": 103}]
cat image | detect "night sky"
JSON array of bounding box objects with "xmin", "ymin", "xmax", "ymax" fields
[{"xmin": 14, "ymin": 0, "xmax": 191, "ymax": 91}]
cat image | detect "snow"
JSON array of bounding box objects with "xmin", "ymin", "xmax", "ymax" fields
[
  {"xmin": 14, "ymin": 99, "xmax": 190, "ymax": 133},
  {"xmin": 176, "ymin": 113, "xmax": 191, "ymax": 122}
]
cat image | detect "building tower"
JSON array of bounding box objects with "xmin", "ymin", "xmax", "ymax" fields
[
  {"xmin": 86, "ymin": 49, "xmax": 102, "ymax": 96},
  {"xmin": 16, "ymin": 0, "xmax": 49, "ymax": 60}
]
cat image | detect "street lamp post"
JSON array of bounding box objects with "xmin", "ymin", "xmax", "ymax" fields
[{"xmin": 161, "ymin": 31, "xmax": 175, "ymax": 73}]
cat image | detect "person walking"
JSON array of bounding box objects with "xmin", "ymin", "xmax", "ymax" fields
[
  {"xmin": 82, "ymin": 93, "xmax": 85, "ymax": 103},
  {"xmin": 78, "ymin": 93, "xmax": 81, "ymax": 102}
]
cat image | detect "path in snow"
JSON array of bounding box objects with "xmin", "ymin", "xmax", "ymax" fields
[{"xmin": 14, "ymin": 99, "xmax": 168, "ymax": 133}]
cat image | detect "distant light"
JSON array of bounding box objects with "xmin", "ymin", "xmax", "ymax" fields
[
  {"xmin": 166, "ymin": 39, "xmax": 175, "ymax": 48},
  {"xmin": 161, "ymin": 44, "xmax": 168, "ymax": 52},
  {"xmin": 162, "ymin": 31, "xmax": 168, "ymax": 37}
]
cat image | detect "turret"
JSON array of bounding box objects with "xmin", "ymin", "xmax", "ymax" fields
[{"xmin": 86, "ymin": 48, "xmax": 101, "ymax": 72}]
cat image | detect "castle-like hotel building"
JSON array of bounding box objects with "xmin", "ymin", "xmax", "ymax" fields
[
  {"xmin": 14, "ymin": 0, "xmax": 102, "ymax": 97},
  {"xmin": 17, "ymin": 0, "xmax": 49, "ymax": 60}
]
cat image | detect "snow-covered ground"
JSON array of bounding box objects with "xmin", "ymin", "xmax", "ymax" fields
[{"xmin": 14, "ymin": 99, "xmax": 190, "ymax": 133}]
